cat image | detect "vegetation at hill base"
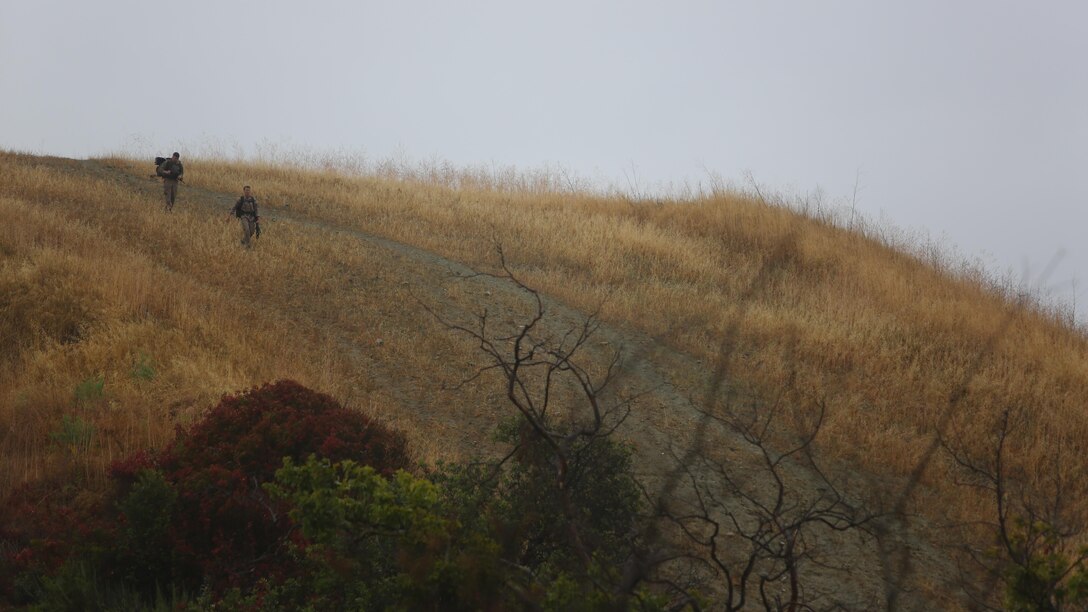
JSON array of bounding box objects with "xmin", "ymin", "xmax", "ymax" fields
[{"xmin": 2, "ymin": 381, "xmax": 654, "ymax": 610}]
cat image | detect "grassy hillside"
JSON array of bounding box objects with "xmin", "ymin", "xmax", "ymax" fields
[{"xmin": 2, "ymin": 150, "xmax": 1087, "ymax": 596}]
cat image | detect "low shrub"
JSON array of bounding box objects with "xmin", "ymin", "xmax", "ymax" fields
[
  {"xmin": 3, "ymin": 379, "xmax": 411, "ymax": 607},
  {"xmin": 3, "ymin": 383, "xmax": 655, "ymax": 610},
  {"xmin": 152, "ymin": 379, "xmax": 412, "ymax": 593}
]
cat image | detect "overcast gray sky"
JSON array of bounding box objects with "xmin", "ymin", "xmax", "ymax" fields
[{"xmin": 3, "ymin": 1, "xmax": 1086, "ymax": 316}]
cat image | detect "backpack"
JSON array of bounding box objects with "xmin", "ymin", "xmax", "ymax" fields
[{"xmin": 234, "ymin": 196, "xmax": 257, "ymax": 218}]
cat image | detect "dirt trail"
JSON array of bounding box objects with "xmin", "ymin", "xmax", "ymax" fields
[{"xmin": 36, "ymin": 157, "xmax": 958, "ymax": 609}]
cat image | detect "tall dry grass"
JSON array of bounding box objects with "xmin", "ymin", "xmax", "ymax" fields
[
  {"xmin": 0, "ymin": 153, "xmax": 481, "ymax": 493},
  {"xmin": 161, "ymin": 153, "xmax": 1088, "ymax": 512},
  {"xmin": 3, "ymin": 150, "xmax": 1087, "ymax": 529}
]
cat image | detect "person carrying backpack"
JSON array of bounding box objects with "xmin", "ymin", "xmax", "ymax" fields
[
  {"xmin": 157, "ymin": 152, "xmax": 184, "ymax": 211},
  {"xmin": 231, "ymin": 185, "xmax": 260, "ymax": 248}
]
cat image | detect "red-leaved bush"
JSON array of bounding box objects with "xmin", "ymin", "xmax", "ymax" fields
[
  {"xmin": 0, "ymin": 480, "xmax": 114, "ymax": 604},
  {"xmin": 113, "ymin": 379, "xmax": 412, "ymax": 593}
]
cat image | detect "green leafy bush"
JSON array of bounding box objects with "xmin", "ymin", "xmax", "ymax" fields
[
  {"xmin": 1003, "ymin": 517, "xmax": 1088, "ymax": 612},
  {"xmin": 432, "ymin": 419, "xmax": 646, "ymax": 608},
  {"xmin": 494, "ymin": 420, "xmax": 642, "ymax": 573},
  {"xmin": 258, "ymin": 455, "xmax": 501, "ymax": 610}
]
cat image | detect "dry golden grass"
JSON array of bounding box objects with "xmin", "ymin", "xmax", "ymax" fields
[
  {"xmin": 3, "ymin": 150, "xmax": 1087, "ymax": 532},
  {"xmin": 0, "ymin": 153, "xmax": 491, "ymax": 492},
  {"xmin": 175, "ymin": 154, "xmax": 1088, "ymax": 480}
]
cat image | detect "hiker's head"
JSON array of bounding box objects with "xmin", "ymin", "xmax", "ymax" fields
[
  {"xmin": 172, "ymin": 152, "xmax": 180, "ymax": 160},
  {"xmin": 243, "ymin": 185, "xmax": 251, "ymax": 196}
]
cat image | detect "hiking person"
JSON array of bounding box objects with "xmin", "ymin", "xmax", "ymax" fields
[
  {"xmin": 231, "ymin": 185, "xmax": 260, "ymax": 248},
  {"xmin": 158, "ymin": 152, "xmax": 184, "ymax": 211}
]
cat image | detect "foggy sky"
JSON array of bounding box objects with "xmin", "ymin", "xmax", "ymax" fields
[{"xmin": 2, "ymin": 1, "xmax": 1086, "ymax": 316}]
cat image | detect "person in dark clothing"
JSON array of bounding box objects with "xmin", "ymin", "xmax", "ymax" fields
[
  {"xmin": 158, "ymin": 152, "xmax": 184, "ymax": 211},
  {"xmin": 232, "ymin": 185, "xmax": 260, "ymax": 248}
]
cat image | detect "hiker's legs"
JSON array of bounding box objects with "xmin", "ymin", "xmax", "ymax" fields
[
  {"xmin": 240, "ymin": 217, "xmax": 255, "ymax": 247},
  {"xmin": 163, "ymin": 181, "xmax": 177, "ymax": 210}
]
